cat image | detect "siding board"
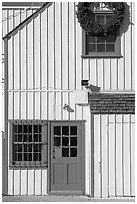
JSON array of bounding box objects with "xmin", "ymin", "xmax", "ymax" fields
[
  {"xmin": 131, "ymin": 115, "xmax": 135, "ymax": 196},
  {"xmin": 94, "ymin": 115, "xmax": 101, "ymax": 197},
  {"xmin": 35, "ymin": 170, "xmax": 41, "ymax": 195},
  {"xmin": 21, "ymin": 170, "xmax": 27, "ymax": 195},
  {"xmin": 55, "ymin": 3, "xmax": 61, "ymax": 90},
  {"xmin": 102, "ymin": 115, "xmax": 108, "ymax": 198},
  {"xmin": 14, "ymin": 170, "xmax": 20, "ymax": 195},
  {"xmin": 27, "ymin": 92, "xmax": 33, "ymax": 119},
  {"xmin": 123, "ymin": 115, "xmax": 130, "ymax": 196},
  {"xmin": 109, "ymin": 115, "xmax": 115, "ymax": 196},
  {"xmin": 28, "ymin": 170, "xmax": 34, "ymax": 195},
  {"xmin": 42, "ymin": 170, "xmax": 48, "ymax": 195},
  {"xmin": 21, "ymin": 92, "xmax": 26, "ymax": 119},
  {"xmin": 41, "ymin": 10, "xmax": 48, "ymax": 90},
  {"xmin": 69, "ymin": 3, "xmax": 75, "ymax": 90},
  {"xmin": 62, "ymin": 3, "xmax": 69, "ymax": 90},
  {"xmin": 116, "ymin": 115, "xmax": 123, "ymax": 196},
  {"xmin": 21, "ymin": 27, "xmax": 26, "ymax": 89},
  {"xmin": 34, "ymin": 16, "xmax": 41, "ymax": 90},
  {"xmin": 89, "ymin": 59, "xmax": 96, "ymax": 86},
  {"xmin": 27, "ymin": 21, "xmax": 33, "ymax": 90}
]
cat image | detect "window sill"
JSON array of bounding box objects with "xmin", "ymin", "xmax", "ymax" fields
[
  {"xmin": 81, "ymin": 55, "xmax": 123, "ymax": 59},
  {"xmin": 9, "ymin": 164, "xmax": 48, "ymax": 170}
]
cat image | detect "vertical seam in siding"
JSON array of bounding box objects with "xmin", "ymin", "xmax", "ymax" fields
[
  {"xmin": 7, "ymin": 10, "xmax": 9, "ymax": 34},
  {"xmin": 96, "ymin": 59, "xmax": 98, "ymax": 87},
  {"xmin": 54, "ymin": 3, "xmax": 56, "ymax": 90},
  {"xmin": 81, "ymin": 58, "xmax": 83, "ymax": 90},
  {"xmin": 100, "ymin": 115, "xmax": 102, "ymax": 198},
  {"xmin": 107, "ymin": 114, "xmax": 109, "ymax": 198},
  {"xmin": 40, "ymin": 13, "xmax": 42, "ymax": 90},
  {"xmin": 33, "ymin": 18, "xmax": 35, "ymax": 90},
  {"xmin": 12, "ymin": 11, "xmax": 15, "ymax": 193},
  {"xmin": 103, "ymin": 59, "xmax": 105, "ymax": 90},
  {"xmin": 116, "ymin": 59, "xmax": 118, "ymax": 90},
  {"xmin": 12, "ymin": 169, "xmax": 14, "ymax": 195},
  {"xmin": 68, "ymin": 2, "xmax": 69, "ymax": 90},
  {"xmin": 60, "ymin": 3, "xmax": 63, "ymax": 90},
  {"xmin": 47, "ymin": 92, "xmax": 49, "ymax": 120},
  {"xmin": 26, "ymin": 10, "xmax": 28, "ymax": 90},
  {"xmin": 54, "ymin": 92, "xmax": 56, "ymax": 120},
  {"xmin": 61, "ymin": 92, "xmax": 63, "ymax": 120},
  {"xmin": 115, "ymin": 114, "xmax": 117, "ymax": 196},
  {"xmin": 47, "ymin": 8, "xmax": 48, "ymax": 90},
  {"xmin": 34, "ymin": 169, "xmax": 35, "ymax": 195},
  {"xmin": 41, "ymin": 169, "xmax": 42, "ymax": 195},
  {"xmin": 68, "ymin": 92, "xmax": 70, "ymax": 120},
  {"xmin": 129, "ymin": 114, "xmax": 132, "ymax": 196},
  {"xmin": 122, "ymin": 114, "xmax": 124, "ymax": 196},
  {"xmin": 123, "ymin": 34, "xmax": 125, "ymax": 90},
  {"xmin": 40, "ymin": 92, "xmax": 42, "ymax": 120},
  {"xmin": 131, "ymin": 3, "xmax": 133, "ymax": 90},
  {"xmin": 88, "ymin": 58, "xmax": 90, "ymax": 81},
  {"xmin": 110, "ymin": 59, "xmax": 111, "ymax": 90},
  {"xmin": 74, "ymin": 2, "xmax": 76, "ymax": 90},
  {"xmin": 19, "ymin": 15, "xmax": 21, "ymax": 191}
]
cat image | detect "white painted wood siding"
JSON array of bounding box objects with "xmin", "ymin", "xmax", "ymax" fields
[{"xmin": 3, "ymin": 2, "xmax": 135, "ymax": 196}]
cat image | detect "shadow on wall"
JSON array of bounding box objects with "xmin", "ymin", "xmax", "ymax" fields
[{"xmin": 119, "ymin": 3, "xmax": 133, "ymax": 37}]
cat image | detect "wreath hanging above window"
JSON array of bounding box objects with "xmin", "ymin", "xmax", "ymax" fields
[{"xmin": 76, "ymin": 2, "xmax": 125, "ymax": 36}]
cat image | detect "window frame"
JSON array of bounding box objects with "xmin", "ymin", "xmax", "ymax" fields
[
  {"xmin": 81, "ymin": 12, "xmax": 122, "ymax": 58},
  {"xmin": 9, "ymin": 120, "xmax": 48, "ymax": 169}
]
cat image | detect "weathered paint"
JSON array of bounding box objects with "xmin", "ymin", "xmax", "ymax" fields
[{"xmin": 2, "ymin": 2, "xmax": 135, "ymax": 197}]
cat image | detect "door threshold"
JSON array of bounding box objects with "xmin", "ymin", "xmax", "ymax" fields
[{"xmin": 49, "ymin": 191, "xmax": 83, "ymax": 195}]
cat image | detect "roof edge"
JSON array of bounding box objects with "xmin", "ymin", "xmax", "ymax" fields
[{"xmin": 3, "ymin": 2, "xmax": 53, "ymax": 40}]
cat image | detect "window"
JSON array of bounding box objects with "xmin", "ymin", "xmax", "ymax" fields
[
  {"xmin": 9, "ymin": 120, "xmax": 48, "ymax": 168},
  {"xmin": 82, "ymin": 13, "xmax": 121, "ymax": 58},
  {"xmin": 53, "ymin": 125, "xmax": 78, "ymax": 158}
]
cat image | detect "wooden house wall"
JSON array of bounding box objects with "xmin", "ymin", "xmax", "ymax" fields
[{"xmin": 3, "ymin": 2, "xmax": 135, "ymax": 196}]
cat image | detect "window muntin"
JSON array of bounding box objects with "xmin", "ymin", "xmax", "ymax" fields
[
  {"xmin": 87, "ymin": 34, "xmax": 116, "ymax": 54},
  {"xmin": 10, "ymin": 121, "xmax": 48, "ymax": 168},
  {"xmin": 83, "ymin": 13, "xmax": 121, "ymax": 57},
  {"xmin": 53, "ymin": 125, "xmax": 78, "ymax": 158}
]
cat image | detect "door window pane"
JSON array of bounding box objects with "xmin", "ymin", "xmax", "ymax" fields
[
  {"xmin": 54, "ymin": 137, "xmax": 61, "ymax": 146},
  {"xmin": 70, "ymin": 126, "xmax": 77, "ymax": 135},
  {"xmin": 70, "ymin": 137, "xmax": 77, "ymax": 146},
  {"xmin": 62, "ymin": 126, "xmax": 69, "ymax": 135},
  {"xmin": 62, "ymin": 137, "xmax": 69, "ymax": 146},
  {"xmin": 70, "ymin": 148, "xmax": 77, "ymax": 157},
  {"xmin": 62, "ymin": 148, "xmax": 69, "ymax": 157},
  {"xmin": 54, "ymin": 126, "xmax": 61, "ymax": 135}
]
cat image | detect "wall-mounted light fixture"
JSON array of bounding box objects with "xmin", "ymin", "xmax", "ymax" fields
[{"xmin": 63, "ymin": 104, "xmax": 74, "ymax": 112}]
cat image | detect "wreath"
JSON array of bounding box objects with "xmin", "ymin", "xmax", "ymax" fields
[{"xmin": 76, "ymin": 2, "xmax": 125, "ymax": 36}]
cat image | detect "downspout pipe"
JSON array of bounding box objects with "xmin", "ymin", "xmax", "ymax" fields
[{"xmin": 3, "ymin": 37, "xmax": 9, "ymax": 195}]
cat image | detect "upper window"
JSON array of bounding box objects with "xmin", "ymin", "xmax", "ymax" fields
[
  {"xmin": 9, "ymin": 120, "xmax": 48, "ymax": 168},
  {"xmin": 82, "ymin": 13, "xmax": 121, "ymax": 58}
]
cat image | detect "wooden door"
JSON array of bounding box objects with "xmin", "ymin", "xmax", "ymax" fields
[{"xmin": 49, "ymin": 121, "xmax": 85, "ymax": 194}]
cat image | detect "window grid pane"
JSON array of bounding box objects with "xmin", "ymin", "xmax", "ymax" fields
[
  {"xmin": 87, "ymin": 34, "xmax": 116, "ymax": 54},
  {"xmin": 53, "ymin": 125, "xmax": 78, "ymax": 158},
  {"xmin": 12, "ymin": 124, "xmax": 42, "ymax": 164}
]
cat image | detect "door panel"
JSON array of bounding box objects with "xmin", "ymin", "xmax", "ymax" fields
[{"xmin": 49, "ymin": 122, "xmax": 84, "ymax": 194}]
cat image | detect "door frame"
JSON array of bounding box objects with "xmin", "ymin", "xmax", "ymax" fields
[{"xmin": 47, "ymin": 120, "xmax": 85, "ymax": 195}]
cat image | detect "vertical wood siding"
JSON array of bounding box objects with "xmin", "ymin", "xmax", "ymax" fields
[
  {"xmin": 3, "ymin": 2, "xmax": 135, "ymax": 196},
  {"xmin": 94, "ymin": 114, "xmax": 135, "ymax": 198}
]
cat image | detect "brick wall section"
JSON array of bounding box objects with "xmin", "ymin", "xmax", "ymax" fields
[{"xmin": 89, "ymin": 93, "xmax": 135, "ymax": 114}]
